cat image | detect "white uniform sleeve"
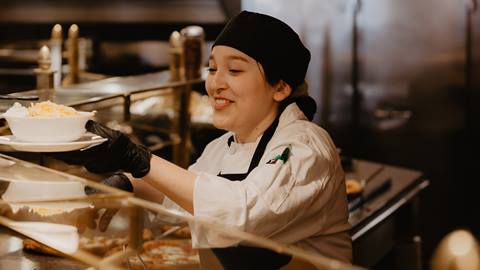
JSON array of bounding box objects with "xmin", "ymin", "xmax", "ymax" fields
[
  {"xmin": 151, "ymin": 157, "xmax": 208, "ymax": 224},
  {"xmin": 191, "ymin": 130, "xmax": 341, "ymax": 248}
]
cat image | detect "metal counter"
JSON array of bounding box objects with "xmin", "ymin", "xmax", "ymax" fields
[
  {"xmin": 347, "ymin": 160, "xmax": 428, "ymax": 268},
  {"xmin": 0, "ymin": 69, "xmax": 207, "ymax": 166},
  {"xmin": 0, "ymin": 70, "xmax": 203, "ymax": 115}
]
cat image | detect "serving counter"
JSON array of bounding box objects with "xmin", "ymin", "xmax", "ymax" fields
[
  {"xmin": 0, "ymin": 154, "xmax": 366, "ymax": 270},
  {"xmin": 0, "ymin": 69, "xmax": 211, "ymax": 167},
  {"xmin": 345, "ymin": 159, "xmax": 428, "ymax": 268},
  {"xmin": 0, "ymin": 150, "xmax": 427, "ymax": 270}
]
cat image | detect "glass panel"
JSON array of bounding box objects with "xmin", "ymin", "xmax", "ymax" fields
[{"xmin": 0, "ymin": 153, "xmax": 363, "ymax": 269}]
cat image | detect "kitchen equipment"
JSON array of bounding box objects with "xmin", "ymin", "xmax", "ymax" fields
[{"xmin": 0, "ymin": 95, "xmax": 39, "ymax": 101}]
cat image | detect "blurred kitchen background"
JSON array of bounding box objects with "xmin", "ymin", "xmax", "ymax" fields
[{"xmin": 0, "ymin": 0, "xmax": 478, "ymax": 269}]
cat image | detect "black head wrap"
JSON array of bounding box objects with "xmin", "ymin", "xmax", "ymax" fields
[{"xmin": 213, "ymin": 11, "xmax": 317, "ymax": 120}]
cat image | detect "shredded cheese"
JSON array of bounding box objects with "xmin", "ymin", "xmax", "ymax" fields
[{"xmin": 27, "ymin": 101, "xmax": 79, "ymax": 117}]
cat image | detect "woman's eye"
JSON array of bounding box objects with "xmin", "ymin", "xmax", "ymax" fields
[
  {"xmin": 229, "ymin": 69, "xmax": 242, "ymax": 74},
  {"xmin": 208, "ymin": 67, "xmax": 217, "ymax": 73}
]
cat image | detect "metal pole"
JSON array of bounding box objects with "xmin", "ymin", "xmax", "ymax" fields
[
  {"xmin": 169, "ymin": 30, "xmax": 184, "ymax": 165},
  {"xmin": 176, "ymin": 26, "xmax": 205, "ymax": 168},
  {"xmin": 50, "ymin": 24, "xmax": 63, "ymax": 89},
  {"xmin": 63, "ymin": 24, "xmax": 79, "ymax": 86},
  {"xmin": 123, "ymin": 95, "xmax": 131, "ymax": 122},
  {"xmin": 34, "ymin": 45, "xmax": 54, "ymax": 89},
  {"xmin": 169, "ymin": 31, "xmax": 183, "ymax": 82}
]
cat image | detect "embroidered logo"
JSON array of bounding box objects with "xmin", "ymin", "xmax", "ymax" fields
[{"xmin": 266, "ymin": 146, "xmax": 290, "ymax": 164}]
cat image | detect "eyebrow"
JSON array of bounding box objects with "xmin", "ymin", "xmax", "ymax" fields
[{"xmin": 209, "ymin": 55, "xmax": 250, "ymax": 63}]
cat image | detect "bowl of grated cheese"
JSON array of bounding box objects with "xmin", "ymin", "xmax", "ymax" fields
[{"xmin": 2, "ymin": 101, "xmax": 95, "ymax": 142}]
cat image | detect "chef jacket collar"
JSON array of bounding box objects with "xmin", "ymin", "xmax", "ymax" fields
[{"xmin": 278, "ymin": 103, "xmax": 308, "ymax": 129}]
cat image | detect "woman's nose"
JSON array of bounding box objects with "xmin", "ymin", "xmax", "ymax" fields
[{"xmin": 207, "ymin": 72, "xmax": 227, "ymax": 94}]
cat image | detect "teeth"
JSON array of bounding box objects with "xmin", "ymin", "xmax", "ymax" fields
[{"xmin": 215, "ymin": 98, "xmax": 228, "ymax": 105}]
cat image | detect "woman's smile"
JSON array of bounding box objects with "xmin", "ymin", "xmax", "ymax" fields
[{"xmin": 212, "ymin": 97, "xmax": 234, "ymax": 110}]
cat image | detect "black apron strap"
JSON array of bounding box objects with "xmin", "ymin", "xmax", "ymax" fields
[
  {"xmin": 218, "ymin": 117, "xmax": 279, "ymax": 181},
  {"xmin": 213, "ymin": 117, "xmax": 292, "ymax": 269},
  {"xmin": 213, "ymin": 246, "xmax": 292, "ymax": 270}
]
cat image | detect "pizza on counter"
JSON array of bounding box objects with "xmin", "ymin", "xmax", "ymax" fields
[{"xmin": 22, "ymin": 225, "xmax": 200, "ymax": 269}]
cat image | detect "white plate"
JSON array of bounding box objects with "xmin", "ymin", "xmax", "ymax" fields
[{"xmin": 0, "ymin": 133, "xmax": 107, "ymax": 152}]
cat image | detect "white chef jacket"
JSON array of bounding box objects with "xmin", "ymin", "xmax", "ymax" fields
[{"xmin": 162, "ymin": 103, "xmax": 352, "ymax": 262}]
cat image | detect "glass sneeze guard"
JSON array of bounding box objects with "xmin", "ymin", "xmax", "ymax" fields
[{"xmin": 0, "ymin": 153, "xmax": 364, "ymax": 270}]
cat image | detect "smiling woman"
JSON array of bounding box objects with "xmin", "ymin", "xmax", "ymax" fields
[
  {"xmin": 50, "ymin": 10, "xmax": 351, "ymax": 270},
  {"xmin": 206, "ymin": 46, "xmax": 286, "ymax": 143}
]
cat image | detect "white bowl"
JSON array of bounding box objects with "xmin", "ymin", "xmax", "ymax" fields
[{"xmin": 3, "ymin": 111, "xmax": 95, "ymax": 142}]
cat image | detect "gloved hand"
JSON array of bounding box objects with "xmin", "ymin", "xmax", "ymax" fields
[
  {"xmin": 51, "ymin": 120, "xmax": 152, "ymax": 178},
  {"xmin": 84, "ymin": 173, "xmax": 133, "ymax": 232},
  {"xmin": 84, "ymin": 172, "xmax": 133, "ymax": 195}
]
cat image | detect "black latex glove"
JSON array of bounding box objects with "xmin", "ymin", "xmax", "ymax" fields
[
  {"xmin": 84, "ymin": 172, "xmax": 134, "ymax": 195},
  {"xmin": 51, "ymin": 120, "xmax": 152, "ymax": 178},
  {"xmin": 84, "ymin": 173, "xmax": 133, "ymax": 232}
]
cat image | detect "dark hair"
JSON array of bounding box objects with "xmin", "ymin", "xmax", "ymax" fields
[
  {"xmin": 279, "ymin": 96, "xmax": 317, "ymax": 121},
  {"xmin": 256, "ymin": 62, "xmax": 317, "ymax": 121}
]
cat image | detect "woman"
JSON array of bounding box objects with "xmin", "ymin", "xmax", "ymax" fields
[{"xmin": 57, "ymin": 11, "xmax": 351, "ymax": 269}]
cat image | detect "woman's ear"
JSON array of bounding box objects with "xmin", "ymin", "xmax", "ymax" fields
[{"xmin": 273, "ymin": 81, "xmax": 292, "ymax": 102}]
